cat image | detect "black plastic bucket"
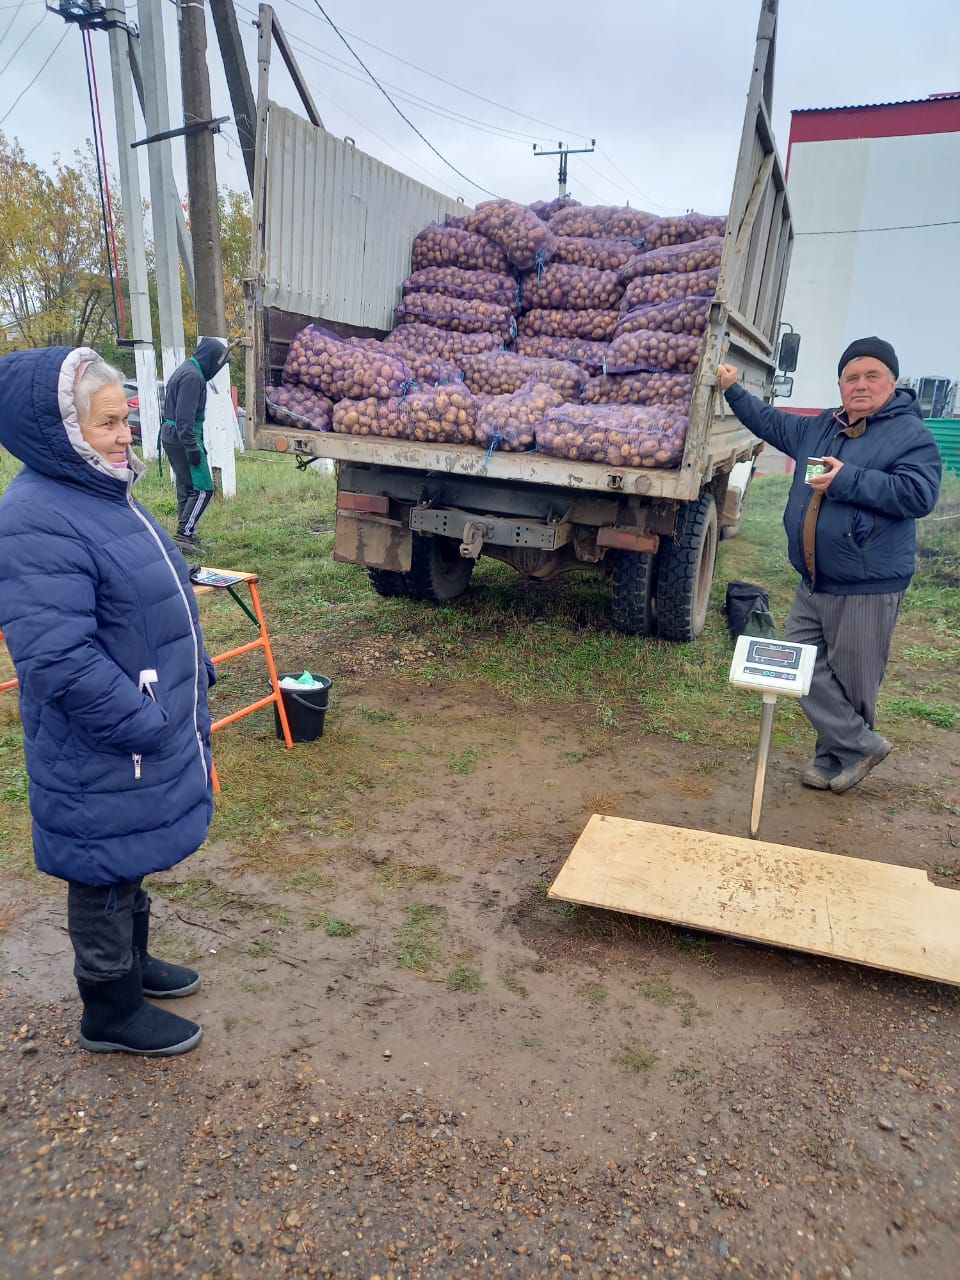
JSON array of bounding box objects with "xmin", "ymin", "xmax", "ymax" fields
[{"xmin": 275, "ymin": 674, "xmax": 332, "ymax": 742}]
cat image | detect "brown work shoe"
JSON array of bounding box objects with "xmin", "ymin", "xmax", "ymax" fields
[
  {"xmin": 802, "ymin": 763, "xmax": 835, "ymax": 790},
  {"xmin": 828, "ymin": 739, "xmax": 894, "ymax": 794}
]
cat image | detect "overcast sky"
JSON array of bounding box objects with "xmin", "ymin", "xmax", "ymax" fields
[{"xmin": 1, "ymin": 0, "xmax": 958, "ymax": 218}]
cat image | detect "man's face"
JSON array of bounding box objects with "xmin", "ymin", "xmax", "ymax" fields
[
  {"xmin": 839, "ymin": 357, "xmax": 896, "ymax": 419},
  {"xmin": 79, "ymin": 384, "xmax": 132, "ymax": 468}
]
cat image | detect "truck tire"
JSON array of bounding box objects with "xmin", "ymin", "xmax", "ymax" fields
[
  {"xmin": 367, "ymin": 567, "xmax": 410, "ymax": 598},
  {"xmin": 610, "ymin": 550, "xmax": 656, "ymax": 636},
  {"xmin": 407, "ymin": 534, "xmax": 474, "ymax": 603},
  {"xmin": 655, "ymin": 492, "xmax": 719, "ymax": 642}
]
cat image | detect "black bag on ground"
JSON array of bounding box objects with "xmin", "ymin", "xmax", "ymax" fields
[{"xmin": 725, "ymin": 581, "xmax": 777, "ymax": 640}]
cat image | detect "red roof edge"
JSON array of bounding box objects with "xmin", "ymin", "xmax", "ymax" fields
[{"xmin": 790, "ymin": 96, "xmax": 960, "ymax": 146}]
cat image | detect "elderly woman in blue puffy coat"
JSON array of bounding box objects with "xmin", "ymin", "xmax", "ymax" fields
[{"xmin": 0, "ymin": 346, "xmax": 216, "ymax": 1056}]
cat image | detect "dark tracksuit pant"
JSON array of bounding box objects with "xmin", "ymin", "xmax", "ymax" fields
[
  {"xmin": 162, "ymin": 437, "xmax": 213, "ymax": 540},
  {"xmin": 67, "ymin": 880, "xmax": 147, "ymax": 982}
]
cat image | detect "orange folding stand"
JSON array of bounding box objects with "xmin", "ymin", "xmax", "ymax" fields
[{"xmin": 192, "ymin": 570, "xmax": 294, "ymax": 793}]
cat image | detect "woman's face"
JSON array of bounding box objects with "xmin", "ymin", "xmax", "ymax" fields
[{"xmin": 79, "ymin": 384, "xmax": 132, "ymax": 468}]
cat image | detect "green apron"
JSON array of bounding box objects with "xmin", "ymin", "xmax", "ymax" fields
[{"xmin": 159, "ymin": 356, "xmax": 215, "ymax": 490}]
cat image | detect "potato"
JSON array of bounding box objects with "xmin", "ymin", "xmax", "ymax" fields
[
  {"xmin": 519, "ymin": 308, "xmax": 620, "ymax": 342},
  {"xmin": 552, "ymin": 235, "xmax": 643, "ymax": 271},
  {"xmin": 613, "ymin": 296, "xmax": 711, "ymax": 340},
  {"xmin": 395, "ymin": 291, "xmax": 516, "ymax": 340},
  {"xmin": 605, "ymin": 328, "xmax": 704, "ymax": 375},
  {"xmin": 621, "ymin": 236, "xmax": 724, "ymax": 281},
  {"xmin": 461, "ymin": 351, "xmax": 584, "ymax": 399},
  {"xmin": 332, "ymin": 386, "xmax": 479, "ymax": 445},
  {"xmin": 548, "ymin": 204, "xmax": 657, "ymax": 240},
  {"xmin": 536, "ymin": 403, "xmax": 688, "ymax": 469},
  {"xmin": 520, "ymin": 263, "xmax": 625, "ymax": 312},
  {"xmin": 465, "ymin": 199, "xmax": 557, "ymax": 271},
  {"xmin": 642, "ymin": 213, "xmax": 727, "ymax": 249},
  {"xmin": 384, "ymin": 323, "xmax": 502, "ymax": 362},
  {"xmin": 529, "ymin": 196, "xmax": 581, "ymax": 222},
  {"xmin": 265, "ymin": 384, "xmax": 334, "ymax": 431},
  {"xmin": 402, "ymin": 266, "xmax": 520, "ymax": 311},
  {"xmin": 581, "ymin": 371, "xmax": 694, "ymax": 410},
  {"xmin": 281, "ymin": 325, "xmax": 411, "ymax": 401},
  {"xmin": 620, "ymin": 268, "xmax": 719, "ymax": 312},
  {"xmin": 514, "ymin": 334, "xmax": 609, "ymax": 372},
  {"xmin": 411, "ymin": 222, "xmax": 509, "ymax": 273},
  {"xmin": 475, "ymin": 381, "xmax": 565, "ymax": 451}
]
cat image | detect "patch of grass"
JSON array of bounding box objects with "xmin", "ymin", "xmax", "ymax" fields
[
  {"xmin": 595, "ymin": 693, "xmax": 620, "ymax": 730},
  {"xmin": 375, "ymin": 862, "xmax": 450, "ymax": 891},
  {"xmin": 884, "ymin": 698, "xmax": 957, "ymax": 730},
  {"xmin": 501, "ymin": 970, "xmax": 529, "ymax": 999},
  {"xmin": 353, "ymin": 705, "xmax": 402, "ymax": 723},
  {"xmin": 396, "ymin": 903, "xmax": 445, "ymax": 972},
  {"xmin": 151, "ymin": 876, "xmax": 271, "ymax": 918},
  {"xmin": 673, "ymin": 1065, "xmax": 701, "ymax": 1084},
  {"xmin": 578, "ymin": 981, "xmax": 608, "ymax": 1007},
  {"xmin": 617, "ymin": 1046, "xmax": 657, "ymax": 1077},
  {"xmin": 245, "ymin": 936, "xmax": 278, "ymax": 959},
  {"xmin": 446, "ymin": 964, "xmax": 484, "ymax": 994},
  {"xmin": 308, "ymin": 912, "xmax": 358, "ymax": 937},
  {"xmin": 448, "ymin": 747, "xmax": 481, "ymax": 774},
  {"xmin": 672, "ymin": 932, "xmax": 715, "ymax": 964},
  {"xmin": 527, "ymin": 876, "xmax": 579, "ymax": 920},
  {"xmin": 638, "ymin": 978, "xmax": 702, "ymax": 1026},
  {"xmin": 275, "ymin": 909, "xmax": 292, "ymax": 925}
]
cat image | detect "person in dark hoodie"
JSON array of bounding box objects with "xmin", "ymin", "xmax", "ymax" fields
[
  {"xmin": 717, "ymin": 338, "xmax": 941, "ymax": 794},
  {"xmin": 160, "ymin": 337, "xmax": 229, "ymax": 553},
  {"xmin": 0, "ymin": 346, "xmax": 216, "ymax": 1055}
]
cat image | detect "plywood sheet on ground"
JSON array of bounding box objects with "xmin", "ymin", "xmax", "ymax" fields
[{"xmin": 549, "ymin": 816, "xmax": 960, "ymax": 985}]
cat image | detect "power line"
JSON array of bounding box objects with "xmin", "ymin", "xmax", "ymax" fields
[
  {"xmin": 595, "ymin": 147, "xmax": 678, "ymax": 214},
  {"xmin": 0, "ymin": 0, "xmax": 26, "ymax": 47},
  {"xmin": 796, "ymin": 219, "xmax": 960, "ymax": 236},
  {"xmin": 282, "ymin": 0, "xmax": 592, "ymax": 141},
  {"xmin": 306, "ymin": 0, "xmax": 498, "ymax": 198},
  {"xmin": 0, "ymin": 7, "xmax": 45, "ymax": 77},
  {"xmin": 0, "ymin": 23, "xmax": 67, "ymax": 126}
]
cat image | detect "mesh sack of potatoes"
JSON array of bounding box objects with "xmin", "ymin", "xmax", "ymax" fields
[
  {"xmin": 395, "ymin": 291, "xmax": 516, "ymax": 340},
  {"xmin": 552, "ymin": 235, "xmax": 644, "ymax": 271},
  {"xmin": 642, "ymin": 213, "xmax": 727, "ymax": 249},
  {"xmin": 410, "ymin": 222, "xmax": 509, "ymax": 273},
  {"xmin": 613, "ymin": 295, "xmax": 712, "ymax": 340},
  {"xmin": 460, "ymin": 350, "xmax": 584, "ymax": 399},
  {"xmin": 474, "ymin": 381, "xmax": 565, "ymax": 451},
  {"xmin": 515, "ymin": 334, "xmax": 609, "ymax": 372},
  {"xmin": 519, "ymin": 307, "xmax": 620, "ymax": 342},
  {"xmin": 581, "ymin": 371, "xmax": 694, "ymax": 410},
  {"xmin": 529, "ymin": 195, "xmax": 581, "ymax": 222},
  {"xmin": 520, "ymin": 262, "xmax": 625, "ymax": 312},
  {"xmin": 443, "ymin": 213, "xmax": 468, "ymax": 229},
  {"xmin": 281, "ymin": 326, "xmax": 411, "ymax": 400},
  {"xmin": 548, "ymin": 204, "xmax": 656, "ymax": 240},
  {"xmin": 384, "ymin": 323, "xmax": 502, "ymax": 362},
  {"xmin": 402, "ymin": 265, "xmax": 520, "ymax": 311},
  {"xmin": 620, "ymin": 267, "xmax": 719, "ymax": 312},
  {"xmin": 333, "ymin": 384, "xmax": 479, "ymax": 445},
  {"xmin": 621, "ymin": 237, "xmax": 724, "ymax": 281},
  {"xmin": 605, "ymin": 328, "xmax": 704, "ymax": 375},
  {"xmin": 386, "ymin": 348, "xmax": 463, "ymax": 385},
  {"xmin": 464, "ymin": 199, "xmax": 557, "ymax": 271},
  {"xmin": 536, "ymin": 403, "xmax": 688, "ymax": 469},
  {"xmin": 265, "ymin": 384, "xmax": 334, "ymax": 431}
]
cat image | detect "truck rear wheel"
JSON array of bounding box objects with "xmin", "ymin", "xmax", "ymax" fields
[
  {"xmin": 610, "ymin": 550, "xmax": 656, "ymax": 636},
  {"xmin": 367, "ymin": 568, "xmax": 410, "ymax": 598},
  {"xmin": 655, "ymin": 492, "xmax": 719, "ymax": 642},
  {"xmin": 407, "ymin": 534, "xmax": 474, "ymax": 603}
]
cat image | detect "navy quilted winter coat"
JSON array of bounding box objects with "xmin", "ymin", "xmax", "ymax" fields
[{"xmin": 0, "ymin": 347, "xmax": 214, "ymax": 885}]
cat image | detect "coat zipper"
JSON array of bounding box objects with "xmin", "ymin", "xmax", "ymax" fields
[
  {"xmin": 133, "ymin": 753, "xmax": 142, "ymax": 780},
  {"xmin": 126, "ymin": 492, "xmax": 209, "ymax": 786}
]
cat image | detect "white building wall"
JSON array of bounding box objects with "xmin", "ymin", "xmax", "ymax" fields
[{"xmin": 781, "ymin": 129, "xmax": 960, "ymax": 409}]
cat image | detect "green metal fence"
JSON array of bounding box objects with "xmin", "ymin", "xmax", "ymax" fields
[{"xmin": 925, "ymin": 419, "xmax": 960, "ymax": 480}]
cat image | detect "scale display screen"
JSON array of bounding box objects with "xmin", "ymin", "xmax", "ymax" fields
[{"xmin": 746, "ymin": 641, "xmax": 803, "ymax": 669}]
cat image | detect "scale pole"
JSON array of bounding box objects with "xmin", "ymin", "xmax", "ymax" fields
[{"xmin": 749, "ymin": 694, "xmax": 777, "ymax": 839}]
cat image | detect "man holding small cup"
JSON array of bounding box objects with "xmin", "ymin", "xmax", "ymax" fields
[{"xmin": 716, "ymin": 339, "xmax": 941, "ymax": 793}]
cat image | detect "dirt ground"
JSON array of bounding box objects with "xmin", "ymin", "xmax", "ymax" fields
[{"xmin": 2, "ymin": 678, "xmax": 959, "ymax": 1279}]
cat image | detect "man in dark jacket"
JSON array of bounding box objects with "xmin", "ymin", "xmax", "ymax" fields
[
  {"xmin": 0, "ymin": 346, "xmax": 216, "ymax": 1055},
  {"xmin": 161, "ymin": 337, "xmax": 229, "ymax": 553},
  {"xmin": 717, "ymin": 337, "xmax": 941, "ymax": 793}
]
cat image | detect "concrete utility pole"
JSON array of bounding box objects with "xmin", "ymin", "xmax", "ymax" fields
[
  {"xmin": 106, "ymin": 22, "xmax": 161, "ymax": 459},
  {"xmin": 177, "ymin": 0, "xmax": 236, "ymax": 495},
  {"xmin": 137, "ymin": 0, "xmax": 186, "ymax": 387},
  {"xmin": 533, "ymin": 140, "xmax": 597, "ymax": 199}
]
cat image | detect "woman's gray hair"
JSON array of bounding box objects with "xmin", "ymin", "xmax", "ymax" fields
[{"xmin": 74, "ymin": 357, "xmax": 126, "ymax": 426}]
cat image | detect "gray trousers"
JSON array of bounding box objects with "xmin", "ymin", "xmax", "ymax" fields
[
  {"xmin": 67, "ymin": 880, "xmax": 147, "ymax": 983},
  {"xmin": 784, "ymin": 586, "xmax": 904, "ymax": 770}
]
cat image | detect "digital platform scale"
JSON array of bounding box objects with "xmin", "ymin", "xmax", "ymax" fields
[{"xmin": 728, "ymin": 636, "xmax": 818, "ymax": 837}]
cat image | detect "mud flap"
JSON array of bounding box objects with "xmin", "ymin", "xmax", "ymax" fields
[{"xmin": 334, "ymin": 512, "xmax": 412, "ymax": 572}]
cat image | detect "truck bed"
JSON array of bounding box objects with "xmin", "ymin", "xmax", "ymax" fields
[{"xmin": 250, "ymin": 412, "xmax": 758, "ymax": 500}]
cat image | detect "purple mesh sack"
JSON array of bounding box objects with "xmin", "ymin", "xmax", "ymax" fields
[
  {"xmin": 536, "ymin": 403, "xmax": 688, "ymax": 469},
  {"xmin": 402, "ymin": 266, "xmax": 519, "ymax": 311},
  {"xmin": 518, "ymin": 308, "xmax": 620, "ymax": 342},
  {"xmin": 620, "ymin": 268, "xmax": 719, "ymax": 312},
  {"xmin": 460, "ymin": 351, "xmax": 584, "ymax": 399},
  {"xmin": 265, "ymin": 384, "xmax": 333, "ymax": 431},
  {"xmin": 281, "ymin": 326, "xmax": 411, "ymax": 401},
  {"xmin": 384, "ymin": 323, "xmax": 502, "ymax": 361},
  {"xmin": 475, "ymin": 381, "xmax": 565, "ymax": 451},
  {"xmin": 394, "ymin": 292, "xmax": 516, "ymax": 340},
  {"xmin": 621, "ymin": 237, "xmax": 724, "ymax": 281},
  {"xmin": 410, "ymin": 222, "xmax": 509, "ymax": 273},
  {"xmin": 333, "ymin": 385, "xmax": 479, "ymax": 445},
  {"xmin": 553, "ymin": 236, "xmax": 644, "ymax": 271},
  {"xmin": 514, "ymin": 334, "xmax": 609, "ymax": 371},
  {"xmin": 465, "ymin": 199, "xmax": 556, "ymax": 271},
  {"xmin": 548, "ymin": 205, "xmax": 656, "ymax": 240},
  {"xmin": 520, "ymin": 263, "xmax": 625, "ymax": 312},
  {"xmin": 613, "ymin": 296, "xmax": 712, "ymax": 340},
  {"xmin": 642, "ymin": 213, "xmax": 727, "ymax": 249},
  {"xmin": 605, "ymin": 328, "xmax": 704, "ymax": 375},
  {"xmin": 581, "ymin": 371, "xmax": 694, "ymax": 410}
]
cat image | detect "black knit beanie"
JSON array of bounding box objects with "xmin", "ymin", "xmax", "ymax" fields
[{"xmin": 838, "ymin": 337, "xmax": 899, "ymax": 378}]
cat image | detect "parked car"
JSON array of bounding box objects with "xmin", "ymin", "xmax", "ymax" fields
[{"xmin": 123, "ymin": 380, "xmax": 143, "ymax": 445}]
